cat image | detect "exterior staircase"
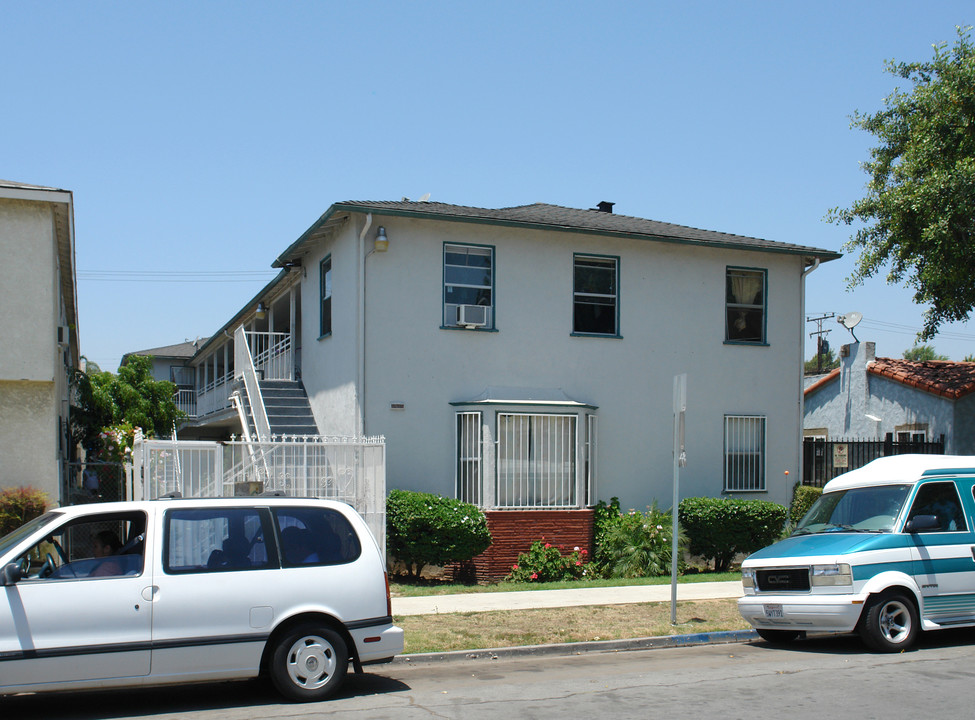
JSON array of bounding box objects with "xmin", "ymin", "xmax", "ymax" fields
[{"xmin": 259, "ymin": 380, "xmax": 318, "ymax": 437}]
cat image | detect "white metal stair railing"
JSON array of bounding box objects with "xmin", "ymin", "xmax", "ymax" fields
[
  {"xmin": 229, "ymin": 390, "xmax": 271, "ymax": 487},
  {"xmin": 234, "ymin": 325, "xmax": 272, "ymax": 442}
]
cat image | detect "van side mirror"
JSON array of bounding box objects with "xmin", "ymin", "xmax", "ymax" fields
[
  {"xmin": 905, "ymin": 514, "xmax": 940, "ymax": 533},
  {"xmin": 1, "ymin": 562, "xmax": 23, "ymax": 586}
]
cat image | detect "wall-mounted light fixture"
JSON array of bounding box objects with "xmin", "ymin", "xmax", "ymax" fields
[
  {"xmin": 255, "ymin": 301, "xmax": 268, "ymax": 319},
  {"xmin": 374, "ymin": 226, "xmax": 389, "ymax": 252}
]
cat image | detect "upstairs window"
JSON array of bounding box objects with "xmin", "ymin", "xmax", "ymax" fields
[
  {"xmin": 726, "ymin": 267, "xmax": 766, "ymax": 343},
  {"xmin": 320, "ymin": 256, "xmax": 332, "ymax": 338},
  {"xmin": 444, "ymin": 244, "xmax": 494, "ymax": 329},
  {"xmin": 573, "ymin": 254, "xmax": 619, "ymax": 336}
]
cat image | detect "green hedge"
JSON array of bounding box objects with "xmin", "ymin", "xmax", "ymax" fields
[
  {"xmin": 0, "ymin": 487, "xmax": 49, "ymax": 537},
  {"xmin": 386, "ymin": 489, "xmax": 491, "ymax": 579},
  {"xmin": 790, "ymin": 484, "xmax": 823, "ymax": 524},
  {"xmin": 677, "ymin": 496, "xmax": 787, "ymax": 572}
]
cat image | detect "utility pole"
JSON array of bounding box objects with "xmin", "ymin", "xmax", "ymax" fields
[{"xmin": 806, "ymin": 313, "xmax": 835, "ymax": 373}]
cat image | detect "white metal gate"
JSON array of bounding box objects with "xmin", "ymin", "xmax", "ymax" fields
[{"xmin": 128, "ymin": 432, "xmax": 387, "ymax": 552}]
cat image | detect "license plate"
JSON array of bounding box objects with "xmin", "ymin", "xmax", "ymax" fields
[{"xmin": 763, "ymin": 604, "xmax": 783, "ymax": 618}]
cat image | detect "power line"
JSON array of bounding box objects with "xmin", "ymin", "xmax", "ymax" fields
[{"xmin": 78, "ymin": 269, "xmax": 279, "ymax": 283}]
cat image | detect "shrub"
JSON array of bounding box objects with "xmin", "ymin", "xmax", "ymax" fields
[
  {"xmin": 505, "ymin": 541, "xmax": 590, "ymax": 583},
  {"xmin": 593, "ymin": 501, "xmax": 686, "ymax": 578},
  {"xmin": 0, "ymin": 486, "xmax": 50, "ymax": 536},
  {"xmin": 677, "ymin": 497, "xmax": 788, "ymax": 572},
  {"xmin": 790, "ymin": 484, "xmax": 823, "ymax": 524},
  {"xmin": 386, "ymin": 489, "xmax": 491, "ymax": 579}
]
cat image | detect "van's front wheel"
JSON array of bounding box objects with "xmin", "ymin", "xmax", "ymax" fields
[
  {"xmin": 858, "ymin": 592, "xmax": 918, "ymax": 652},
  {"xmin": 270, "ymin": 624, "xmax": 349, "ymax": 702}
]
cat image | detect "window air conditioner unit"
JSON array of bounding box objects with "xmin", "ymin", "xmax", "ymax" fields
[{"xmin": 456, "ymin": 304, "xmax": 488, "ymax": 328}]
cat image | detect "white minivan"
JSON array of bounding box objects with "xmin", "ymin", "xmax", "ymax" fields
[
  {"xmin": 0, "ymin": 496, "xmax": 403, "ymax": 701},
  {"xmin": 739, "ymin": 455, "xmax": 975, "ymax": 652}
]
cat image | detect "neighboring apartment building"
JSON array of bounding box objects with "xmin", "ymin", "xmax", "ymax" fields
[
  {"xmin": 0, "ymin": 181, "xmax": 79, "ymax": 504},
  {"xmin": 804, "ymin": 340, "xmax": 975, "ymax": 454},
  {"xmin": 149, "ymin": 199, "xmax": 838, "ymax": 573}
]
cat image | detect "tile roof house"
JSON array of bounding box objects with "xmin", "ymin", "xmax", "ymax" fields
[
  {"xmin": 151, "ymin": 198, "xmax": 839, "ymax": 575},
  {"xmin": 804, "ymin": 341, "xmax": 975, "ymax": 454},
  {"xmin": 0, "ymin": 181, "xmax": 79, "ymax": 503}
]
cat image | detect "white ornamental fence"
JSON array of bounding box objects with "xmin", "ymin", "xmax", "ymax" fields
[{"xmin": 128, "ymin": 432, "xmax": 387, "ymax": 552}]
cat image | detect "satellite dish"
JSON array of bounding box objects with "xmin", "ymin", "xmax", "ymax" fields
[
  {"xmin": 419, "ymin": 193, "xmax": 431, "ymax": 202},
  {"xmin": 838, "ymin": 311, "xmax": 862, "ymax": 342}
]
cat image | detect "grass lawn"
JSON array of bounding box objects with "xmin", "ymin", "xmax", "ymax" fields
[{"xmin": 397, "ymin": 598, "xmax": 749, "ymax": 655}]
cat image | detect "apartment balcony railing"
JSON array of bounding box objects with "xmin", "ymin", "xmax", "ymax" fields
[{"xmin": 177, "ymin": 329, "xmax": 294, "ymax": 421}]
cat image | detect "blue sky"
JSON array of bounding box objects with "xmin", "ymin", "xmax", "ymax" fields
[{"xmin": 4, "ymin": 2, "xmax": 975, "ymax": 370}]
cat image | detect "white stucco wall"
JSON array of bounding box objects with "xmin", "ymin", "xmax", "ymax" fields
[
  {"xmin": 299, "ymin": 213, "xmax": 807, "ymax": 510},
  {"xmin": 0, "ymin": 197, "xmax": 66, "ymax": 500}
]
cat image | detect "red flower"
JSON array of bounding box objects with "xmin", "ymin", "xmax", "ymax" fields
[
  {"xmin": 575, "ymin": 560, "xmax": 583, "ymax": 566},
  {"xmin": 512, "ymin": 564, "xmax": 519, "ymax": 570},
  {"xmin": 530, "ymin": 572, "xmax": 538, "ymax": 580},
  {"xmin": 581, "ymin": 548, "xmax": 588, "ymax": 555},
  {"xmin": 544, "ymin": 543, "xmax": 552, "ymax": 549}
]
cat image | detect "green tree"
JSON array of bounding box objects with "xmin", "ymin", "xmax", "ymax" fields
[
  {"xmin": 903, "ymin": 344, "xmax": 949, "ymax": 361},
  {"xmin": 828, "ymin": 27, "xmax": 975, "ymax": 341},
  {"xmin": 804, "ymin": 347, "xmax": 840, "ymax": 374},
  {"xmin": 964, "ymin": 353, "xmax": 975, "ymax": 362},
  {"xmin": 71, "ymin": 354, "xmax": 181, "ymax": 458}
]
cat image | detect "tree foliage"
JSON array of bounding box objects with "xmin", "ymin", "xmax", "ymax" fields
[
  {"xmin": 71, "ymin": 354, "xmax": 180, "ymax": 457},
  {"xmin": 903, "ymin": 344, "xmax": 949, "ymax": 361},
  {"xmin": 828, "ymin": 27, "xmax": 975, "ymax": 340},
  {"xmin": 804, "ymin": 347, "xmax": 840, "ymax": 374}
]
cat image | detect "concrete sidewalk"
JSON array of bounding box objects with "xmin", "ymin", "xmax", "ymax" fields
[{"xmin": 392, "ymin": 580, "xmax": 742, "ymax": 616}]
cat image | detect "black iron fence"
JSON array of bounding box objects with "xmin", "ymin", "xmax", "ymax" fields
[{"xmin": 802, "ymin": 433, "xmax": 946, "ymax": 487}]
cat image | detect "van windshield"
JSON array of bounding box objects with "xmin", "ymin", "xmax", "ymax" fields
[
  {"xmin": 0, "ymin": 512, "xmax": 62, "ymax": 557},
  {"xmin": 794, "ymin": 484, "xmax": 911, "ymax": 535}
]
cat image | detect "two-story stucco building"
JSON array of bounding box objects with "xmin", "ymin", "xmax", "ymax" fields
[
  {"xmin": 0, "ymin": 181, "xmax": 79, "ymax": 503},
  {"xmin": 157, "ymin": 199, "xmax": 838, "ymax": 573}
]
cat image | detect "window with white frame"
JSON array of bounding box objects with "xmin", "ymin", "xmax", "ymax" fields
[
  {"xmin": 320, "ymin": 256, "xmax": 332, "ymax": 338},
  {"xmin": 725, "ymin": 267, "xmax": 766, "ymax": 343},
  {"xmin": 573, "ymin": 254, "xmax": 619, "ymax": 335},
  {"xmin": 456, "ymin": 412, "xmax": 482, "ymax": 505},
  {"xmin": 497, "ymin": 413, "xmax": 576, "ymax": 508},
  {"xmin": 444, "ymin": 244, "xmax": 494, "ymax": 329},
  {"xmin": 724, "ymin": 415, "xmax": 766, "ymax": 491}
]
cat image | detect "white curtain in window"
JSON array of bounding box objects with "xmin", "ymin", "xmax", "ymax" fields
[{"xmin": 730, "ymin": 273, "xmax": 762, "ymax": 305}]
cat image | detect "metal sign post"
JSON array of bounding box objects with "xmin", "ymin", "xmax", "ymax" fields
[{"xmin": 671, "ymin": 374, "xmax": 687, "ymax": 625}]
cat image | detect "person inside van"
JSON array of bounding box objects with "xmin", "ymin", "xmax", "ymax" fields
[
  {"xmin": 90, "ymin": 530, "xmax": 123, "ymax": 576},
  {"xmin": 280, "ymin": 526, "xmax": 319, "ymax": 565}
]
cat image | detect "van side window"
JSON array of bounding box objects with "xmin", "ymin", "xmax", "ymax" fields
[
  {"xmin": 907, "ymin": 482, "xmax": 967, "ymax": 532},
  {"xmin": 15, "ymin": 511, "xmax": 146, "ymax": 581},
  {"xmin": 164, "ymin": 507, "xmax": 271, "ymax": 573},
  {"xmin": 273, "ymin": 507, "xmax": 362, "ymax": 567}
]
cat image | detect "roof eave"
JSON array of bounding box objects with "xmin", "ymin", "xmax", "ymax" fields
[{"xmin": 272, "ymin": 201, "xmax": 842, "ymax": 267}]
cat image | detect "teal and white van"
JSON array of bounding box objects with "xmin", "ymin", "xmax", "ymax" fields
[{"xmin": 738, "ymin": 454, "xmax": 975, "ymax": 652}]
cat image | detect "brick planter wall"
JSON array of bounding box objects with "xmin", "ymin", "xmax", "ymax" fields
[{"xmin": 452, "ymin": 509, "xmax": 595, "ymax": 581}]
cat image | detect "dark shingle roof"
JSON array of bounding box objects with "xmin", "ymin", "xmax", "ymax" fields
[
  {"xmin": 121, "ymin": 339, "xmax": 207, "ymax": 365},
  {"xmin": 274, "ymin": 200, "xmax": 840, "ymax": 267}
]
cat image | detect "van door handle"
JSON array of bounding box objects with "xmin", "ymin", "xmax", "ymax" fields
[{"xmin": 141, "ymin": 585, "xmax": 159, "ymax": 602}]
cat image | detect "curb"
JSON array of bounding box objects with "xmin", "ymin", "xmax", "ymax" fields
[{"xmin": 394, "ymin": 629, "xmax": 758, "ymax": 664}]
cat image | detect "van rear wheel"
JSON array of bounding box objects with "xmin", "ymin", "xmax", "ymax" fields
[
  {"xmin": 270, "ymin": 624, "xmax": 348, "ymax": 702},
  {"xmin": 858, "ymin": 592, "xmax": 918, "ymax": 652}
]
